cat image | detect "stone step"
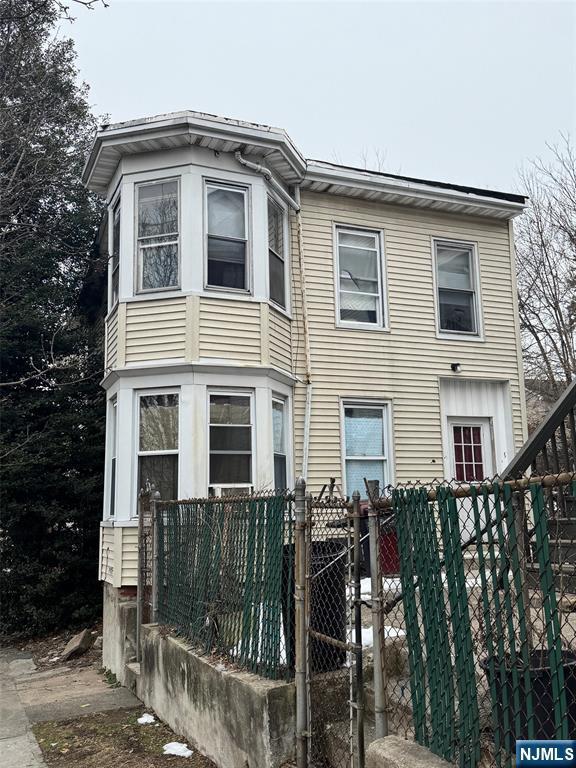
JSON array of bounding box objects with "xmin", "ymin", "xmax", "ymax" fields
[
  {"xmin": 124, "ymin": 661, "xmax": 141, "ymax": 696},
  {"xmin": 526, "ymin": 563, "xmax": 576, "ymax": 592},
  {"xmin": 548, "ymin": 518, "xmax": 576, "ymax": 540}
]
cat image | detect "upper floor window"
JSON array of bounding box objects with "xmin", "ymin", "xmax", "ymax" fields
[
  {"xmin": 110, "ymin": 199, "xmax": 120, "ymax": 307},
  {"xmin": 336, "ymin": 228, "xmax": 385, "ymax": 327},
  {"xmin": 137, "ymin": 392, "xmax": 179, "ymax": 504},
  {"xmin": 268, "ymin": 198, "xmax": 286, "ymax": 308},
  {"xmin": 136, "ymin": 180, "xmax": 179, "ymax": 292},
  {"xmin": 434, "ymin": 240, "xmax": 480, "ymax": 336},
  {"xmin": 206, "ymin": 182, "xmax": 248, "ymax": 291}
]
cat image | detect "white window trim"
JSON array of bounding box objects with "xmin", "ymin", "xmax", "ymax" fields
[
  {"xmin": 340, "ymin": 398, "xmax": 394, "ymax": 497},
  {"xmin": 134, "ymin": 388, "xmax": 180, "ymax": 513},
  {"xmin": 267, "ymin": 193, "xmax": 290, "ymax": 313},
  {"xmin": 107, "ymin": 186, "xmax": 122, "ymax": 312},
  {"xmin": 103, "ymin": 397, "xmax": 118, "ymax": 520},
  {"xmin": 272, "ymin": 394, "xmax": 290, "ymax": 489},
  {"xmin": 207, "ymin": 388, "xmax": 255, "ymax": 494},
  {"xmin": 134, "ymin": 177, "xmax": 181, "ymax": 295},
  {"xmin": 204, "ymin": 180, "xmax": 251, "ymax": 295},
  {"xmin": 333, "ymin": 224, "xmax": 388, "ymax": 332},
  {"xmin": 432, "ymin": 237, "xmax": 484, "ymax": 341},
  {"xmin": 447, "ymin": 416, "xmax": 495, "ymax": 482}
]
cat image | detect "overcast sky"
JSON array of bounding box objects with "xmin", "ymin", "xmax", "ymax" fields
[{"xmin": 65, "ymin": 0, "xmax": 575, "ymax": 193}]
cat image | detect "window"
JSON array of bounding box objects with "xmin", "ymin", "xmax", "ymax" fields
[
  {"xmin": 435, "ymin": 241, "xmax": 479, "ymax": 335},
  {"xmin": 209, "ymin": 393, "xmax": 253, "ymax": 493},
  {"xmin": 337, "ymin": 228, "xmax": 384, "ymax": 326},
  {"xmin": 272, "ymin": 397, "xmax": 287, "ymax": 489},
  {"xmin": 109, "ymin": 399, "xmax": 117, "ymax": 516},
  {"xmin": 136, "ymin": 180, "xmax": 179, "ymax": 291},
  {"xmin": 110, "ymin": 199, "xmax": 120, "ymax": 307},
  {"xmin": 206, "ymin": 183, "xmax": 248, "ymax": 291},
  {"xmin": 268, "ymin": 198, "xmax": 286, "ymax": 308},
  {"xmin": 343, "ymin": 403, "xmax": 390, "ymax": 497},
  {"xmin": 137, "ymin": 393, "xmax": 179, "ymax": 503}
]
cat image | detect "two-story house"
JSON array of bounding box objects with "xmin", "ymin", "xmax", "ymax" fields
[{"xmin": 83, "ymin": 110, "xmax": 526, "ymax": 677}]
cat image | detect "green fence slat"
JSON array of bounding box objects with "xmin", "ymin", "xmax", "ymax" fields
[{"xmin": 531, "ymin": 484, "xmax": 568, "ymax": 740}]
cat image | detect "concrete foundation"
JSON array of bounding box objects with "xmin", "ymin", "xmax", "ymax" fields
[
  {"xmin": 140, "ymin": 624, "xmax": 295, "ymax": 768},
  {"xmin": 102, "ymin": 583, "xmax": 137, "ymax": 686},
  {"xmin": 367, "ymin": 736, "xmax": 452, "ymax": 768}
]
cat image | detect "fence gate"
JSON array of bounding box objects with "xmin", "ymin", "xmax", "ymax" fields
[{"xmin": 303, "ymin": 490, "xmax": 366, "ymax": 768}]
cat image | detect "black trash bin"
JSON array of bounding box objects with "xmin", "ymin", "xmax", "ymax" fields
[
  {"xmin": 481, "ymin": 650, "xmax": 576, "ymax": 740},
  {"xmin": 282, "ymin": 539, "xmax": 347, "ymax": 674}
]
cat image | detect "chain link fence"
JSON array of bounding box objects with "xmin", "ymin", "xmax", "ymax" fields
[{"xmin": 369, "ymin": 473, "xmax": 576, "ymax": 768}]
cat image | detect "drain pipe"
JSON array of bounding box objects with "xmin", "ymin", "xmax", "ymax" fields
[{"xmin": 234, "ymin": 151, "xmax": 300, "ymax": 212}]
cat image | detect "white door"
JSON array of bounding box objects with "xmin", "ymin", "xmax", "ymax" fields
[{"xmin": 447, "ymin": 417, "xmax": 494, "ymax": 539}]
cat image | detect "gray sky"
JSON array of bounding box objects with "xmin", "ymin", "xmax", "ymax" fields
[{"xmin": 66, "ymin": 0, "xmax": 576, "ymax": 193}]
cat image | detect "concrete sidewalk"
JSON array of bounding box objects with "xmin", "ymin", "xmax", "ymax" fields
[{"xmin": 0, "ymin": 647, "xmax": 140, "ymax": 767}]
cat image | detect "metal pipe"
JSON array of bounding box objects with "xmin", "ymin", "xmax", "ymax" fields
[
  {"xmin": 294, "ymin": 477, "xmax": 308, "ymax": 768},
  {"xmin": 352, "ymin": 490, "xmax": 365, "ymax": 768},
  {"xmin": 367, "ymin": 497, "xmax": 389, "ymax": 738},
  {"xmin": 302, "ymin": 383, "xmax": 313, "ymax": 479},
  {"xmin": 234, "ymin": 151, "xmax": 300, "ymax": 211}
]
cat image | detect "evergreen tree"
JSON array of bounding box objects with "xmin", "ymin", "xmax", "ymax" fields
[{"xmin": 0, "ymin": 0, "xmax": 107, "ymax": 636}]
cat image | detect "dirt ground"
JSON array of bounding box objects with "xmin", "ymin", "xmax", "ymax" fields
[
  {"xmin": 16, "ymin": 624, "xmax": 103, "ymax": 671},
  {"xmin": 33, "ymin": 707, "xmax": 217, "ymax": 768}
]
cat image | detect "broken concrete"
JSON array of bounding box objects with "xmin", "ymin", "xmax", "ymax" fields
[
  {"xmin": 140, "ymin": 624, "xmax": 295, "ymax": 768},
  {"xmin": 61, "ymin": 629, "xmax": 95, "ymax": 661},
  {"xmin": 367, "ymin": 736, "xmax": 452, "ymax": 768}
]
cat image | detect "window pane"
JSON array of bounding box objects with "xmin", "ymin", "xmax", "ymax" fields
[
  {"xmin": 110, "ymin": 457, "xmax": 116, "ymax": 516},
  {"xmin": 112, "ymin": 202, "xmax": 120, "ymax": 258},
  {"xmin": 437, "ymin": 246, "xmax": 472, "ymax": 291},
  {"xmin": 452, "ymin": 424, "xmax": 485, "ymax": 482},
  {"xmin": 210, "ymin": 395, "xmax": 251, "ymax": 425},
  {"xmin": 346, "ymin": 459, "xmax": 385, "ymax": 498},
  {"xmin": 111, "ymin": 267, "xmax": 119, "ymax": 306},
  {"xmin": 274, "ymin": 454, "xmax": 287, "ymax": 490},
  {"xmin": 210, "ymin": 425, "xmax": 251, "ymax": 451},
  {"xmin": 439, "ymin": 289, "xmax": 475, "ymax": 333},
  {"xmin": 339, "ymin": 246, "xmax": 379, "ymax": 293},
  {"xmin": 345, "ymin": 407, "xmax": 384, "ymax": 456},
  {"xmin": 141, "ymin": 243, "xmax": 178, "ymax": 290},
  {"xmin": 207, "ymin": 237, "xmax": 246, "ymax": 289},
  {"xmin": 339, "ymin": 231, "xmax": 377, "ymax": 249},
  {"xmin": 138, "ymin": 181, "xmax": 178, "ymax": 237},
  {"xmin": 207, "ymin": 187, "xmax": 245, "ymax": 239},
  {"xmin": 340, "ymin": 293, "xmax": 378, "ymax": 323},
  {"xmin": 268, "ymin": 198, "xmax": 284, "ymax": 256},
  {"xmin": 210, "ymin": 453, "xmax": 251, "ymax": 484},
  {"xmin": 138, "ymin": 454, "xmax": 178, "ymax": 500},
  {"xmin": 139, "ymin": 394, "xmax": 179, "ymax": 451},
  {"xmin": 272, "ymin": 400, "xmax": 285, "ymax": 453},
  {"xmin": 269, "ymin": 250, "xmax": 285, "ymax": 307}
]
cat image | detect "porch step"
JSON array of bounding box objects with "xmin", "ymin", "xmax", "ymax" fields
[
  {"xmin": 124, "ymin": 661, "xmax": 141, "ymax": 695},
  {"xmin": 526, "ymin": 563, "xmax": 576, "ymax": 593},
  {"xmin": 548, "ymin": 518, "xmax": 576, "ymax": 539}
]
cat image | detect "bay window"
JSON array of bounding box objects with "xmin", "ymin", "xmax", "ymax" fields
[
  {"xmin": 343, "ymin": 402, "xmax": 390, "ymax": 497},
  {"xmin": 206, "ymin": 183, "xmax": 248, "ymax": 291},
  {"xmin": 136, "ymin": 180, "xmax": 179, "ymax": 292},
  {"xmin": 108, "ymin": 398, "xmax": 117, "ymax": 516},
  {"xmin": 435, "ymin": 240, "xmax": 480, "ymax": 335},
  {"xmin": 337, "ymin": 228, "xmax": 384, "ymax": 327},
  {"xmin": 137, "ymin": 393, "xmax": 179, "ymax": 503},
  {"xmin": 272, "ymin": 397, "xmax": 287, "ymax": 489},
  {"xmin": 209, "ymin": 392, "xmax": 253, "ymax": 494},
  {"xmin": 110, "ymin": 199, "xmax": 120, "ymax": 307},
  {"xmin": 268, "ymin": 197, "xmax": 286, "ymax": 308}
]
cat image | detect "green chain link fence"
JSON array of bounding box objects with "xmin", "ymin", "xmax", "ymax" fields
[{"xmin": 151, "ymin": 492, "xmax": 294, "ymax": 681}]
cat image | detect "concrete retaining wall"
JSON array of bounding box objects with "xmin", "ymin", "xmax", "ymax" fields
[
  {"xmin": 367, "ymin": 736, "xmax": 452, "ymax": 768},
  {"xmin": 140, "ymin": 624, "xmax": 295, "ymax": 768},
  {"xmin": 102, "ymin": 583, "xmax": 137, "ymax": 685}
]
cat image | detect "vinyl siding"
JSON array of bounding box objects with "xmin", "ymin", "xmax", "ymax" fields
[
  {"xmin": 105, "ymin": 309, "xmax": 118, "ymax": 370},
  {"xmin": 291, "ymin": 191, "xmax": 525, "ymax": 491},
  {"xmin": 269, "ymin": 307, "xmax": 292, "ymax": 372},
  {"xmin": 99, "ymin": 525, "xmax": 115, "ymax": 584},
  {"xmin": 125, "ymin": 298, "xmax": 187, "ymax": 364},
  {"xmin": 99, "ymin": 524, "xmax": 138, "ymax": 586},
  {"xmin": 120, "ymin": 527, "xmax": 139, "ymax": 586},
  {"xmin": 199, "ymin": 297, "xmax": 261, "ymax": 363}
]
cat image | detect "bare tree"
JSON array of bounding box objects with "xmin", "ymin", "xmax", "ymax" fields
[{"xmin": 515, "ymin": 137, "xmax": 576, "ymax": 400}]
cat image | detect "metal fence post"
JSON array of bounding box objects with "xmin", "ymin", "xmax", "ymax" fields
[
  {"xmin": 352, "ymin": 490, "xmax": 365, "ymax": 768},
  {"xmin": 151, "ymin": 491, "xmax": 161, "ymax": 624},
  {"xmin": 367, "ymin": 493, "xmax": 389, "ymax": 739},
  {"xmin": 295, "ymin": 477, "xmax": 309, "ymax": 768},
  {"xmin": 136, "ymin": 492, "xmax": 145, "ymax": 662}
]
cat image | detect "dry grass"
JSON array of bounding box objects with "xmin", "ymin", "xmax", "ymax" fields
[{"xmin": 33, "ymin": 707, "xmax": 217, "ymax": 768}]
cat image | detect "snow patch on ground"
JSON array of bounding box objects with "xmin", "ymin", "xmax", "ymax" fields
[
  {"xmin": 137, "ymin": 713, "xmax": 155, "ymax": 725},
  {"xmin": 163, "ymin": 742, "xmax": 193, "ymax": 757}
]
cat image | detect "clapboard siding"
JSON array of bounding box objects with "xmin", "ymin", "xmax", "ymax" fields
[
  {"xmin": 105, "ymin": 309, "xmax": 118, "ymax": 370},
  {"xmin": 121, "ymin": 527, "xmax": 139, "ymax": 586},
  {"xmin": 199, "ymin": 298, "xmax": 261, "ymax": 362},
  {"xmin": 291, "ymin": 191, "xmax": 525, "ymax": 490},
  {"xmin": 99, "ymin": 526, "xmax": 115, "ymax": 584},
  {"xmin": 269, "ymin": 307, "xmax": 292, "ymax": 372},
  {"xmin": 99, "ymin": 524, "xmax": 138, "ymax": 586},
  {"xmin": 125, "ymin": 298, "xmax": 187, "ymax": 363}
]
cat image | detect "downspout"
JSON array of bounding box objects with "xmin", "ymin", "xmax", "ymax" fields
[{"xmin": 235, "ymin": 152, "xmax": 313, "ymax": 481}]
